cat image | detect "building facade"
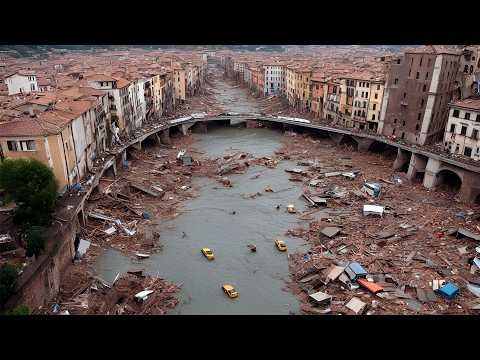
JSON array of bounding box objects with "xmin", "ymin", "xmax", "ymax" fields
[
  {"xmin": 379, "ymin": 47, "xmax": 461, "ymax": 145},
  {"xmin": 444, "ymin": 98, "xmax": 480, "ymax": 160}
]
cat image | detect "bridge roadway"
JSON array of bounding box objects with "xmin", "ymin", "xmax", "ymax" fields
[{"xmin": 120, "ymin": 113, "xmax": 480, "ymax": 203}]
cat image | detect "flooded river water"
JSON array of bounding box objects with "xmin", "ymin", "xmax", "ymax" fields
[{"xmin": 94, "ymin": 126, "xmax": 313, "ymax": 314}]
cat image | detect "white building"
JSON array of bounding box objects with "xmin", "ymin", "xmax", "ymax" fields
[
  {"xmin": 263, "ymin": 64, "xmax": 284, "ymax": 96},
  {"xmin": 128, "ymin": 78, "xmax": 146, "ymax": 131},
  {"xmin": 444, "ymin": 98, "xmax": 480, "ymax": 160},
  {"xmin": 86, "ymin": 74, "xmax": 133, "ymax": 137},
  {"xmin": 5, "ymin": 71, "xmax": 38, "ymax": 95}
]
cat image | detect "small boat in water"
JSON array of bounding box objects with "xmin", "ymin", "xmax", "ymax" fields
[{"xmin": 247, "ymin": 244, "xmax": 257, "ymax": 252}]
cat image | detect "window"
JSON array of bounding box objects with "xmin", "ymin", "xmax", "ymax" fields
[
  {"xmin": 450, "ymin": 124, "xmax": 456, "ymax": 133},
  {"xmin": 372, "ymin": 114, "xmax": 375, "ymax": 120},
  {"xmin": 473, "ymin": 129, "xmax": 479, "ymax": 140},
  {"xmin": 461, "ymin": 126, "xmax": 467, "ymax": 135},
  {"xmin": 30, "ymin": 84, "xmax": 35, "ymax": 91},
  {"xmin": 394, "ymin": 78, "xmax": 399, "ymax": 85},
  {"xmin": 425, "ymin": 72, "xmax": 429, "ymax": 80},
  {"xmin": 418, "ymin": 113, "xmax": 422, "ymax": 120},
  {"xmin": 397, "ymin": 59, "xmax": 401, "ymax": 64},
  {"xmin": 464, "ymin": 65, "xmax": 469, "ymax": 73},
  {"xmin": 465, "ymin": 112, "xmax": 471, "ymax": 120},
  {"xmin": 477, "ymin": 114, "xmax": 480, "ymax": 122},
  {"xmin": 392, "ymin": 128, "xmax": 396, "ymax": 135},
  {"xmin": 421, "ymin": 98, "xmax": 425, "ymax": 106},
  {"xmin": 420, "ymin": 57, "xmax": 423, "ymax": 66},
  {"xmin": 423, "ymin": 84, "xmax": 427, "ymax": 92},
  {"xmin": 394, "ymin": 118, "xmax": 397, "ymax": 124},
  {"xmin": 403, "ymin": 92, "xmax": 407, "ymax": 99},
  {"xmin": 373, "ymin": 104, "xmax": 376, "ymax": 110},
  {"xmin": 464, "ymin": 147, "xmax": 472, "ymax": 157},
  {"xmin": 374, "ymin": 93, "xmax": 378, "ymax": 99},
  {"xmin": 416, "ymin": 72, "xmax": 420, "ymax": 79},
  {"xmin": 7, "ymin": 141, "xmax": 18, "ymax": 151},
  {"xmin": 20, "ymin": 140, "xmax": 36, "ymax": 151},
  {"xmin": 402, "ymin": 121, "xmax": 406, "ymax": 126},
  {"xmin": 416, "ymin": 124, "xmax": 420, "ymax": 131},
  {"xmin": 366, "ymin": 83, "xmax": 369, "ymax": 88},
  {"xmin": 428, "ymin": 58, "xmax": 431, "ymax": 67}
]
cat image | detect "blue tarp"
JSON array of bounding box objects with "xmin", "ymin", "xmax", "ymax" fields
[
  {"xmin": 346, "ymin": 262, "xmax": 368, "ymax": 281},
  {"xmin": 436, "ymin": 282, "xmax": 459, "ymax": 299}
]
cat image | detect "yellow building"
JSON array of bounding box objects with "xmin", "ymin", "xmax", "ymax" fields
[
  {"xmin": 297, "ymin": 67, "xmax": 312, "ymax": 111},
  {"xmin": 286, "ymin": 66, "xmax": 297, "ymax": 107},
  {"xmin": 367, "ymin": 80, "xmax": 385, "ymax": 132},
  {"xmin": 352, "ymin": 78, "xmax": 370, "ymax": 130},
  {"xmin": 173, "ymin": 65, "xmax": 186, "ymax": 102},
  {"xmin": 0, "ymin": 113, "xmax": 78, "ymax": 191}
]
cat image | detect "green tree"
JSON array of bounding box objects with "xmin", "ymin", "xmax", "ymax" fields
[
  {"xmin": 7, "ymin": 304, "xmax": 30, "ymax": 315},
  {"xmin": 25, "ymin": 226, "xmax": 47, "ymax": 258},
  {"xmin": 0, "ymin": 158, "xmax": 58, "ymax": 226},
  {"xmin": 0, "ymin": 263, "xmax": 18, "ymax": 306}
]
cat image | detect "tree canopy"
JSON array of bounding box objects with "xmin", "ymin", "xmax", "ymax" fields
[{"xmin": 0, "ymin": 158, "xmax": 58, "ymax": 225}]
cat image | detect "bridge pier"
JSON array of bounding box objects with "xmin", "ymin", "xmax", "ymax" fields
[
  {"xmin": 328, "ymin": 133, "xmax": 344, "ymax": 145},
  {"xmin": 353, "ymin": 137, "xmax": 374, "ymax": 152},
  {"xmin": 393, "ymin": 148, "xmax": 411, "ymax": 171},
  {"xmin": 407, "ymin": 153, "xmax": 428, "ymax": 181},
  {"xmin": 181, "ymin": 122, "xmax": 195, "ymax": 135},
  {"xmin": 423, "ymin": 158, "xmax": 442, "ymax": 189},
  {"xmin": 160, "ymin": 129, "xmax": 171, "ymax": 145},
  {"xmin": 132, "ymin": 141, "xmax": 142, "ymax": 151},
  {"xmin": 154, "ymin": 133, "xmax": 162, "ymax": 145}
]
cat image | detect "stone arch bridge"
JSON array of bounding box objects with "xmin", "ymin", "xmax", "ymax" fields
[{"xmin": 118, "ymin": 113, "xmax": 480, "ymax": 203}]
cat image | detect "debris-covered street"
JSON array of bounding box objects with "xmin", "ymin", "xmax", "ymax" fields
[{"xmin": 275, "ymin": 131, "xmax": 480, "ymax": 314}]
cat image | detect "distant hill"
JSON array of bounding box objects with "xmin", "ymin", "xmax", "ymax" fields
[{"xmin": 0, "ymin": 44, "xmax": 288, "ymax": 57}]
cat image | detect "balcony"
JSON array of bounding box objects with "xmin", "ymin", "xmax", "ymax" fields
[{"xmin": 400, "ymin": 100, "xmax": 408, "ymax": 106}]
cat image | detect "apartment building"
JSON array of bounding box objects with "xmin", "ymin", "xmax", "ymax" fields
[
  {"xmin": 5, "ymin": 71, "xmax": 38, "ymax": 95},
  {"xmin": 443, "ymin": 98, "xmax": 480, "ymax": 160},
  {"xmin": 310, "ymin": 75, "xmax": 326, "ymax": 119},
  {"xmin": 367, "ymin": 80, "xmax": 385, "ymax": 132},
  {"xmin": 457, "ymin": 46, "xmax": 480, "ymax": 99},
  {"xmin": 379, "ymin": 46, "xmax": 461, "ymax": 145},
  {"xmin": 263, "ymin": 64, "xmax": 284, "ymax": 96},
  {"xmin": 173, "ymin": 65, "xmax": 186, "ymax": 102},
  {"xmin": 0, "ymin": 114, "xmax": 77, "ymax": 190},
  {"xmin": 323, "ymin": 79, "xmax": 341, "ymax": 122},
  {"xmin": 351, "ymin": 79, "xmax": 370, "ymax": 130}
]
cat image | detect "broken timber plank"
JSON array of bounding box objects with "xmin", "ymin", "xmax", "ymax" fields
[{"xmin": 129, "ymin": 182, "xmax": 160, "ymax": 197}]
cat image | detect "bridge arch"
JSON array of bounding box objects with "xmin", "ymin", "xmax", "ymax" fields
[
  {"xmin": 435, "ymin": 168, "xmax": 463, "ymax": 193},
  {"xmin": 339, "ymin": 134, "xmax": 359, "ymax": 151}
]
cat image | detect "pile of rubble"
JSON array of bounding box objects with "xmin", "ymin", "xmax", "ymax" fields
[
  {"xmin": 80, "ymin": 134, "xmax": 220, "ymax": 258},
  {"xmin": 42, "ymin": 266, "xmax": 179, "ymax": 315},
  {"xmin": 275, "ymin": 132, "xmax": 480, "ymax": 314}
]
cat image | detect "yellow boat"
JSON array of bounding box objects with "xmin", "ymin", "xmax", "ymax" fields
[
  {"xmin": 201, "ymin": 247, "xmax": 215, "ymax": 260},
  {"xmin": 275, "ymin": 239, "xmax": 287, "ymax": 252},
  {"xmin": 222, "ymin": 284, "xmax": 238, "ymax": 299}
]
